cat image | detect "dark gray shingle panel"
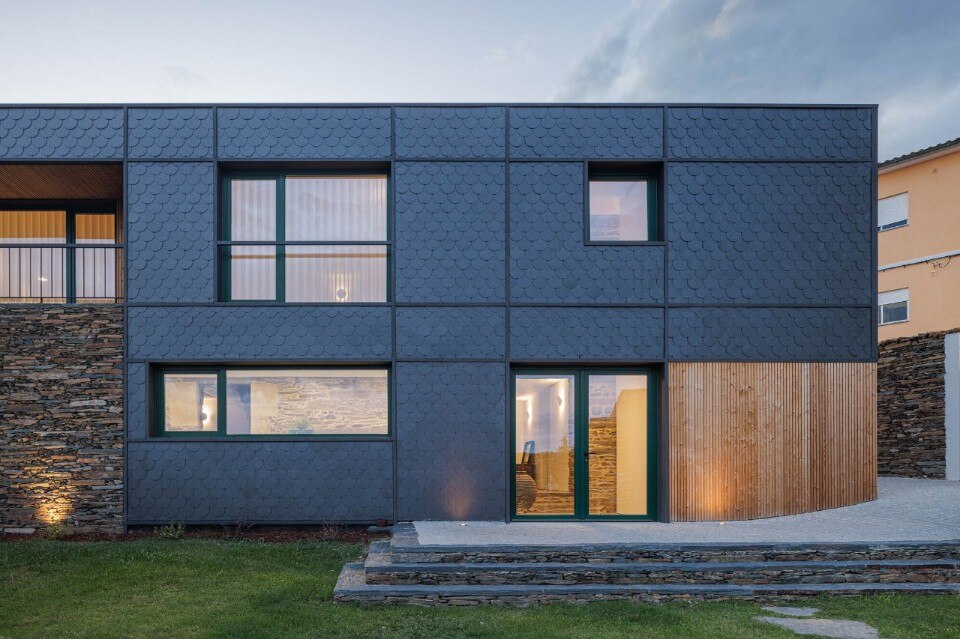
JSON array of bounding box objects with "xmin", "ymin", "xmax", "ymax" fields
[
  {"xmin": 510, "ymin": 307, "xmax": 664, "ymax": 360},
  {"xmin": 127, "ymin": 441, "xmax": 393, "ymax": 522},
  {"xmin": 667, "ymin": 307, "xmax": 873, "ymax": 361},
  {"xmin": 127, "ymin": 306, "xmax": 392, "ymax": 360},
  {"xmin": 509, "ymin": 106, "xmax": 662, "ymax": 158},
  {"xmin": 126, "ymin": 364, "xmax": 147, "ymax": 440},
  {"xmin": 396, "ymin": 307, "xmax": 505, "ymax": 360},
  {"xmin": 510, "ymin": 162, "xmax": 664, "ymax": 304},
  {"xmin": 396, "ymin": 107, "xmax": 505, "ymax": 158},
  {"xmin": 217, "ymin": 107, "xmax": 391, "ymax": 158},
  {"xmin": 395, "ymin": 162, "xmax": 505, "ymax": 303},
  {"xmin": 667, "ymin": 107, "xmax": 872, "ymax": 160},
  {"xmin": 396, "ymin": 363, "xmax": 505, "ymax": 520},
  {"xmin": 0, "ymin": 108, "xmax": 123, "ymax": 159},
  {"xmin": 127, "ymin": 108, "xmax": 214, "ymax": 159},
  {"xmin": 668, "ymin": 162, "xmax": 873, "ymax": 305},
  {"xmin": 127, "ymin": 162, "xmax": 216, "ymax": 303}
]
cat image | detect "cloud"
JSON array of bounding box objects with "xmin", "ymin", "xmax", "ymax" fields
[
  {"xmin": 555, "ymin": 0, "xmax": 960, "ymax": 159},
  {"xmin": 554, "ymin": 3, "xmax": 639, "ymax": 101}
]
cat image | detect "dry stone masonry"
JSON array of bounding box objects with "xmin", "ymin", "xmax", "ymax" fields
[
  {"xmin": 877, "ymin": 329, "xmax": 958, "ymax": 478},
  {"xmin": 0, "ymin": 305, "xmax": 123, "ymax": 533}
]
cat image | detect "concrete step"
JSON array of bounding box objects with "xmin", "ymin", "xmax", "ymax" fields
[{"xmin": 334, "ymin": 562, "xmax": 960, "ymax": 606}]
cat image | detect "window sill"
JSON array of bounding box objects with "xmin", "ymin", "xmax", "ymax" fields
[
  {"xmin": 584, "ymin": 240, "xmax": 666, "ymax": 247},
  {"xmin": 879, "ymin": 319, "xmax": 910, "ymax": 326}
]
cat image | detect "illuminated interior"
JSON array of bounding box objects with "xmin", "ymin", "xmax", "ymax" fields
[
  {"xmin": 162, "ymin": 368, "xmax": 389, "ymax": 436},
  {"xmin": 514, "ymin": 371, "xmax": 651, "ymax": 518}
]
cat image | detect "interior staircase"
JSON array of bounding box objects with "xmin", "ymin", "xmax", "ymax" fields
[{"xmin": 334, "ymin": 523, "xmax": 960, "ymax": 605}]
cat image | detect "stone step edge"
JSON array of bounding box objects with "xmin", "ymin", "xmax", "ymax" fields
[
  {"xmin": 367, "ymin": 556, "xmax": 960, "ymax": 575},
  {"xmin": 335, "ymin": 563, "xmax": 960, "ymax": 600},
  {"xmin": 389, "ymin": 526, "xmax": 960, "ymax": 555}
]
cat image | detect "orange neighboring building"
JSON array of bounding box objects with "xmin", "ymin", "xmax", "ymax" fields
[{"xmin": 878, "ymin": 138, "xmax": 960, "ymax": 340}]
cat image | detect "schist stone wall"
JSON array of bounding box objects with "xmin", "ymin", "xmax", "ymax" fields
[
  {"xmin": 878, "ymin": 329, "xmax": 957, "ymax": 478},
  {"xmin": 0, "ymin": 305, "xmax": 123, "ymax": 532}
]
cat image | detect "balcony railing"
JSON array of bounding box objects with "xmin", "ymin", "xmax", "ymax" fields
[{"xmin": 0, "ymin": 244, "xmax": 123, "ymax": 303}]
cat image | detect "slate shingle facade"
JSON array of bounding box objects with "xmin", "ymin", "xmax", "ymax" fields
[{"xmin": 0, "ymin": 104, "xmax": 876, "ymax": 527}]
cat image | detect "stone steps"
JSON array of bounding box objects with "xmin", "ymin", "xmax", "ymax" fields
[
  {"xmin": 332, "ymin": 526, "xmax": 960, "ymax": 605},
  {"xmin": 335, "ymin": 562, "xmax": 960, "ymax": 606}
]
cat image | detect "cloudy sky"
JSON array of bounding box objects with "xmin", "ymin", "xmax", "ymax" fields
[{"xmin": 2, "ymin": 0, "xmax": 958, "ymax": 160}]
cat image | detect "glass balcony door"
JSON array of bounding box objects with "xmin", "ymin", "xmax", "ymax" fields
[{"xmin": 512, "ymin": 368, "xmax": 658, "ymax": 520}]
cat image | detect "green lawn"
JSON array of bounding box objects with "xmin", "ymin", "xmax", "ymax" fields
[{"xmin": 1, "ymin": 539, "xmax": 958, "ymax": 639}]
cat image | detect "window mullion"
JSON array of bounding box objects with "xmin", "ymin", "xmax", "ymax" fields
[
  {"xmin": 217, "ymin": 369, "xmax": 227, "ymax": 436},
  {"xmin": 276, "ymin": 176, "xmax": 286, "ymax": 303}
]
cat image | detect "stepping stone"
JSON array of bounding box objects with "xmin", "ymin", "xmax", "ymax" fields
[
  {"xmin": 756, "ymin": 616, "xmax": 879, "ymax": 639},
  {"xmin": 763, "ymin": 606, "xmax": 820, "ymax": 617}
]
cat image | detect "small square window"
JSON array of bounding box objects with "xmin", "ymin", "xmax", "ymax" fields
[{"xmin": 588, "ymin": 172, "xmax": 658, "ymax": 243}]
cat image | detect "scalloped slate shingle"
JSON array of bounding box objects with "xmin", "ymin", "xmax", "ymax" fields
[
  {"xmin": 0, "ymin": 108, "xmax": 123, "ymax": 159},
  {"xmin": 668, "ymin": 162, "xmax": 873, "ymax": 305},
  {"xmin": 128, "ymin": 108, "xmax": 214, "ymax": 159},
  {"xmin": 510, "ymin": 307, "xmax": 664, "ymax": 360},
  {"xmin": 127, "ymin": 306, "xmax": 392, "ymax": 360},
  {"xmin": 396, "ymin": 107, "xmax": 505, "ymax": 158},
  {"xmin": 395, "ymin": 162, "xmax": 505, "ymax": 302},
  {"xmin": 127, "ymin": 441, "xmax": 393, "ymax": 523},
  {"xmin": 126, "ymin": 363, "xmax": 148, "ymax": 440},
  {"xmin": 510, "ymin": 162, "xmax": 664, "ymax": 303},
  {"xmin": 397, "ymin": 307, "xmax": 505, "ymax": 360},
  {"xmin": 509, "ymin": 107, "xmax": 662, "ymax": 158},
  {"xmin": 396, "ymin": 363, "xmax": 505, "ymax": 520},
  {"xmin": 667, "ymin": 307, "xmax": 873, "ymax": 361},
  {"xmin": 217, "ymin": 107, "xmax": 391, "ymax": 158},
  {"xmin": 668, "ymin": 107, "xmax": 873, "ymax": 160},
  {"xmin": 127, "ymin": 162, "xmax": 216, "ymax": 303}
]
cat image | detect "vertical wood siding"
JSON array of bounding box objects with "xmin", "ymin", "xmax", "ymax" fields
[{"xmin": 668, "ymin": 362, "xmax": 877, "ymax": 521}]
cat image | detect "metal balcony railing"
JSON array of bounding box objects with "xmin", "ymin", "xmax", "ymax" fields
[{"xmin": 0, "ymin": 244, "xmax": 123, "ymax": 303}]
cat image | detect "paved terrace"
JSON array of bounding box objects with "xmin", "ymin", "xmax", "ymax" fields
[{"xmin": 414, "ymin": 478, "xmax": 960, "ymax": 546}]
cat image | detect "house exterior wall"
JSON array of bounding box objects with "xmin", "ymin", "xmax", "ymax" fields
[
  {"xmin": 877, "ymin": 329, "xmax": 959, "ymax": 478},
  {"xmin": 878, "ymin": 148, "xmax": 960, "ymax": 340},
  {"xmin": 0, "ymin": 104, "xmax": 876, "ymax": 527},
  {"xmin": 0, "ymin": 306, "xmax": 123, "ymax": 533}
]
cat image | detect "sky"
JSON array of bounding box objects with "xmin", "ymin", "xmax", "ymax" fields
[{"xmin": 2, "ymin": 0, "xmax": 958, "ymax": 161}]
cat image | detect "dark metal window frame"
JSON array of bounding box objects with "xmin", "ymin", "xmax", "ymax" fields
[
  {"xmin": 218, "ymin": 169, "xmax": 391, "ymax": 303},
  {"xmin": 584, "ymin": 163, "xmax": 662, "ymax": 246},
  {"xmin": 153, "ymin": 364, "xmax": 393, "ymax": 440},
  {"xmin": 509, "ymin": 366, "xmax": 660, "ymax": 522},
  {"xmin": 0, "ymin": 199, "xmax": 122, "ymax": 303}
]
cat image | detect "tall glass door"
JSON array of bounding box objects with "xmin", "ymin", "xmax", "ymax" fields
[{"xmin": 512, "ymin": 369, "xmax": 657, "ymax": 520}]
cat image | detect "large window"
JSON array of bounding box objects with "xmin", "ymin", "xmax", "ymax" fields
[
  {"xmin": 221, "ymin": 172, "xmax": 388, "ymax": 302},
  {"xmin": 878, "ymin": 192, "xmax": 908, "ymax": 231},
  {"xmin": 878, "ymin": 288, "xmax": 909, "ymax": 325},
  {"xmin": 0, "ymin": 202, "xmax": 121, "ymax": 303},
  {"xmin": 587, "ymin": 167, "xmax": 659, "ymax": 243},
  {"xmin": 157, "ymin": 367, "xmax": 390, "ymax": 437}
]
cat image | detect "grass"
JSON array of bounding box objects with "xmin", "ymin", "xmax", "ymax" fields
[{"xmin": 1, "ymin": 539, "xmax": 959, "ymax": 639}]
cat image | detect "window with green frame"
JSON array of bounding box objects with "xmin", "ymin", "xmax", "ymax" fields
[
  {"xmin": 220, "ymin": 171, "xmax": 389, "ymax": 302},
  {"xmin": 156, "ymin": 367, "xmax": 390, "ymax": 437},
  {"xmin": 0, "ymin": 201, "xmax": 121, "ymax": 303},
  {"xmin": 587, "ymin": 167, "xmax": 659, "ymax": 243}
]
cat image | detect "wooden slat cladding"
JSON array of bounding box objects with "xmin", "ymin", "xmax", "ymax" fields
[
  {"xmin": 0, "ymin": 164, "xmax": 122, "ymax": 200},
  {"xmin": 668, "ymin": 362, "xmax": 876, "ymax": 521}
]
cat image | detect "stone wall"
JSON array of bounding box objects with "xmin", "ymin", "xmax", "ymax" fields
[
  {"xmin": 878, "ymin": 329, "xmax": 958, "ymax": 478},
  {"xmin": 0, "ymin": 305, "xmax": 123, "ymax": 533}
]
